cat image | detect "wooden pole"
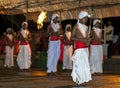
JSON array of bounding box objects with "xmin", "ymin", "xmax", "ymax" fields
[
  {"xmin": 26, "ymin": 0, "xmax": 28, "ymax": 23},
  {"xmin": 60, "ymin": 11, "xmax": 61, "ymax": 24}
]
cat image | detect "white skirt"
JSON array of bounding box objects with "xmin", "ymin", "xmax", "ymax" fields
[
  {"xmin": 4, "ymin": 46, "xmax": 14, "ymax": 68},
  {"xmin": 17, "ymin": 45, "xmax": 31, "ymax": 70},
  {"xmin": 71, "ymin": 48, "xmax": 92, "ymax": 84},
  {"xmin": 47, "ymin": 40, "xmax": 60, "ymax": 72},
  {"xmin": 90, "ymin": 45, "xmax": 103, "ymax": 74},
  {"xmin": 63, "ymin": 45, "xmax": 73, "ymax": 70}
]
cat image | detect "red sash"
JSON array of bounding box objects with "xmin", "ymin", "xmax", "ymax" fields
[
  {"xmin": 91, "ymin": 41, "xmax": 101, "ymax": 45},
  {"xmin": 20, "ymin": 41, "xmax": 29, "ymax": 45},
  {"xmin": 75, "ymin": 41, "xmax": 87, "ymax": 49},
  {"xmin": 19, "ymin": 41, "xmax": 32, "ymax": 54},
  {"xmin": 50, "ymin": 35, "xmax": 59, "ymax": 41}
]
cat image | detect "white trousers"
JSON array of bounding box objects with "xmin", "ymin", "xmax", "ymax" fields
[
  {"xmin": 4, "ymin": 46, "xmax": 14, "ymax": 68},
  {"xmin": 63, "ymin": 45, "xmax": 73, "ymax": 70},
  {"xmin": 71, "ymin": 48, "xmax": 92, "ymax": 84},
  {"xmin": 17, "ymin": 45, "xmax": 31, "ymax": 70},
  {"xmin": 90, "ymin": 45, "xmax": 103, "ymax": 74},
  {"xmin": 47, "ymin": 40, "xmax": 60, "ymax": 73}
]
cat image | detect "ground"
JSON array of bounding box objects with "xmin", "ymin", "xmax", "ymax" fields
[{"xmin": 0, "ymin": 68, "xmax": 120, "ymax": 88}]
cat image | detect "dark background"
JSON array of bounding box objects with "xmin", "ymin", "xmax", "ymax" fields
[{"xmin": 0, "ymin": 14, "xmax": 120, "ymax": 36}]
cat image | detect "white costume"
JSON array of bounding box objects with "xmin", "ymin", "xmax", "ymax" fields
[
  {"xmin": 106, "ymin": 25, "xmax": 114, "ymax": 41},
  {"xmin": 17, "ymin": 22, "xmax": 31, "ymax": 70},
  {"xmin": 90, "ymin": 20, "xmax": 103, "ymax": 74},
  {"xmin": 4, "ymin": 28, "xmax": 14, "ymax": 68},
  {"xmin": 63, "ymin": 24, "xmax": 73, "ymax": 70},
  {"xmin": 47, "ymin": 14, "xmax": 60, "ymax": 73},
  {"xmin": 71, "ymin": 11, "xmax": 92, "ymax": 85}
]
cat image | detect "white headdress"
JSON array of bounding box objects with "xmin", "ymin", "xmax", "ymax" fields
[
  {"xmin": 7, "ymin": 28, "xmax": 12, "ymax": 32},
  {"xmin": 21, "ymin": 21, "xmax": 28, "ymax": 27},
  {"xmin": 51, "ymin": 14, "xmax": 59, "ymax": 24},
  {"xmin": 93, "ymin": 19, "xmax": 101, "ymax": 25},
  {"xmin": 65, "ymin": 24, "xmax": 71, "ymax": 29},
  {"xmin": 77, "ymin": 11, "xmax": 90, "ymax": 23}
]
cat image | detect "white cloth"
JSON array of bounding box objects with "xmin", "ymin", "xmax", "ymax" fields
[
  {"xmin": 47, "ymin": 23, "xmax": 60, "ymax": 73},
  {"xmin": 22, "ymin": 21, "xmax": 27, "ymax": 27},
  {"xmin": 51, "ymin": 14, "xmax": 59, "ymax": 20},
  {"xmin": 21, "ymin": 29, "xmax": 29, "ymax": 38},
  {"xmin": 71, "ymin": 48, "xmax": 92, "ymax": 85},
  {"xmin": 17, "ymin": 45, "xmax": 31, "ymax": 69},
  {"xmin": 47, "ymin": 40, "xmax": 60, "ymax": 73},
  {"xmin": 7, "ymin": 28, "xmax": 12, "ymax": 33},
  {"xmin": 93, "ymin": 27, "xmax": 102, "ymax": 38},
  {"xmin": 77, "ymin": 11, "xmax": 90, "ymax": 23},
  {"xmin": 51, "ymin": 14, "xmax": 59, "ymax": 24},
  {"xmin": 93, "ymin": 20, "xmax": 101, "ymax": 25},
  {"xmin": 4, "ymin": 46, "xmax": 14, "ymax": 68},
  {"xmin": 77, "ymin": 23, "xmax": 88, "ymax": 38},
  {"xmin": 106, "ymin": 25, "xmax": 114, "ymax": 41},
  {"xmin": 78, "ymin": 11, "xmax": 90, "ymax": 19},
  {"xmin": 63, "ymin": 45, "xmax": 73, "ymax": 70},
  {"xmin": 65, "ymin": 24, "xmax": 71, "ymax": 29},
  {"xmin": 90, "ymin": 45, "xmax": 103, "ymax": 74},
  {"xmin": 51, "ymin": 23, "xmax": 59, "ymax": 32}
]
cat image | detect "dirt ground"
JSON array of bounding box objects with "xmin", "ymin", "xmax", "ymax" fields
[{"xmin": 0, "ymin": 68, "xmax": 120, "ymax": 88}]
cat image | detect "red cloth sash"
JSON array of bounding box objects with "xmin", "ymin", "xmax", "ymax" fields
[
  {"xmin": 91, "ymin": 41, "xmax": 101, "ymax": 45},
  {"xmin": 75, "ymin": 41, "xmax": 87, "ymax": 49},
  {"xmin": 19, "ymin": 41, "xmax": 32, "ymax": 54},
  {"xmin": 59, "ymin": 38, "xmax": 64, "ymax": 61},
  {"xmin": 50, "ymin": 35, "xmax": 59, "ymax": 41},
  {"xmin": 20, "ymin": 41, "xmax": 29, "ymax": 45}
]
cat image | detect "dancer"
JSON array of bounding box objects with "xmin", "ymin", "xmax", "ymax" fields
[{"xmin": 71, "ymin": 11, "xmax": 92, "ymax": 85}]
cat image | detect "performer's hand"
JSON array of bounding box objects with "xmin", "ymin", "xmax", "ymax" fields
[{"xmin": 101, "ymin": 39, "xmax": 104, "ymax": 44}]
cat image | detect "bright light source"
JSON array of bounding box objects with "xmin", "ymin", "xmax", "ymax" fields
[{"xmin": 37, "ymin": 11, "xmax": 47, "ymax": 29}]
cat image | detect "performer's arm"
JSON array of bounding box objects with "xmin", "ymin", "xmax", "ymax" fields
[
  {"xmin": 106, "ymin": 30, "xmax": 112, "ymax": 35},
  {"xmin": 71, "ymin": 25, "xmax": 89, "ymax": 42},
  {"xmin": 58, "ymin": 24, "xmax": 63, "ymax": 37},
  {"xmin": 46, "ymin": 25, "xmax": 62, "ymax": 37},
  {"xmin": 17, "ymin": 31, "xmax": 27, "ymax": 42},
  {"xmin": 46, "ymin": 25, "xmax": 57, "ymax": 36},
  {"xmin": 91, "ymin": 30, "xmax": 103, "ymax": 43}
]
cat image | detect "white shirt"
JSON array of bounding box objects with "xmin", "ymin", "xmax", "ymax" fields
[
  {"xmin": 77, "ymin": 23, "xmax": 88, "ymax": 38},
  {"xmin": 21, "ymin": 28, "xmax": 29, "ymax": 38},
  {"xmin": 106, "ymin": 25, "xmax": 114, "ymax": 41},
  {"xmin": 51, "ymin": 23, "xmax": 59, "ymax": 32}
]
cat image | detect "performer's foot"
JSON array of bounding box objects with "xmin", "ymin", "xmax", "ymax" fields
[
  {"xmin": 96, "ymin": 73, "xmax": 102, "ymax": 76},
  {"xmin": 79, "ymin": 83, "xmax": 87, "ymax": 87},
  {"xmin": 62, "ymin": 69, "xmax": 67, "ymax": 72},
  {"xmin": 74, "ymin": 83, "xmax": 86, "ymax": 87},
  {"xmin": 52, "ymin": 72, "xmax": 57, "ymax": 76},
  {"xmin": 46, "ymin": 73, "xmax": 52, "ymax": 76}
]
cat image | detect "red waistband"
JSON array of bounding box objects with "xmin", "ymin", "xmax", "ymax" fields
[
  {"xmin": 20, "ymin": 41, "xmax": 29, "ymax": 45},
  {"xmin": 50, "ymin": 35, "xmax": 59, "ymax": 41},
  {"xmin": 91, "ymin": 41, "xmax": 101, "ymax": 45},
  {"xmin": 75, "ymin": 41, "xmax": 87, "ymax": 49}
]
